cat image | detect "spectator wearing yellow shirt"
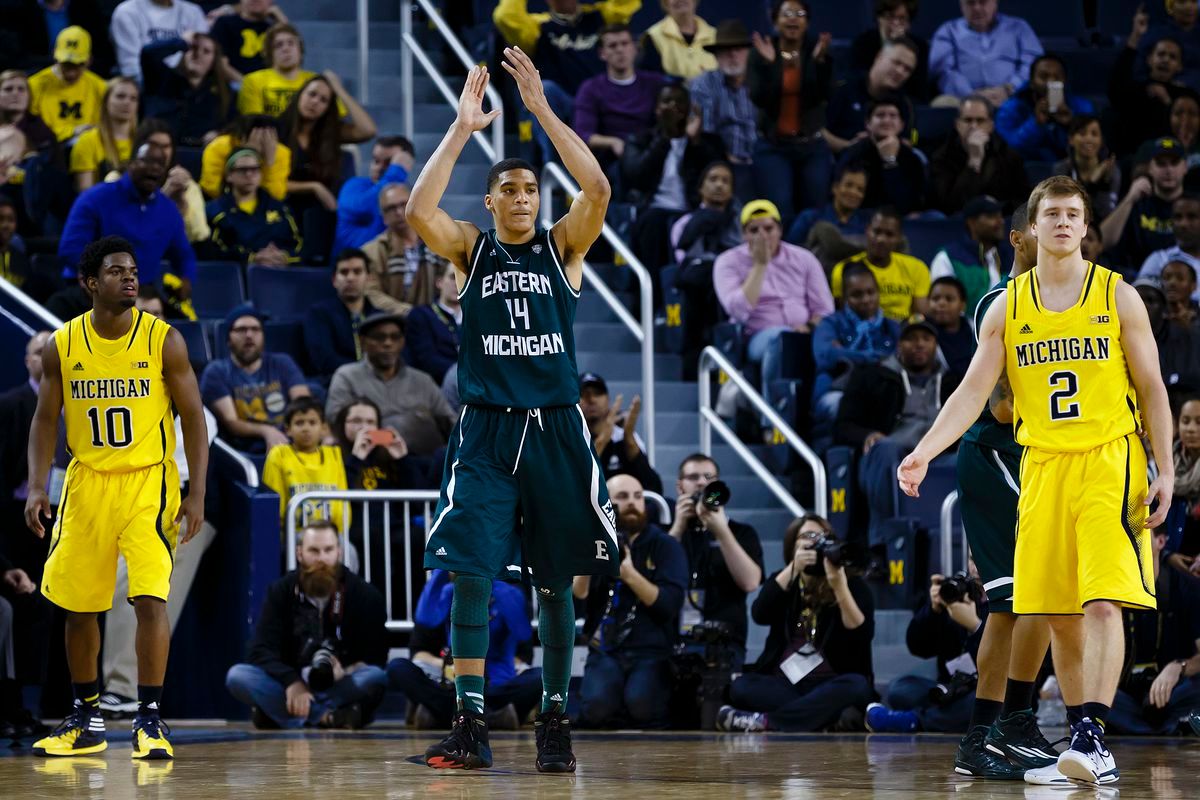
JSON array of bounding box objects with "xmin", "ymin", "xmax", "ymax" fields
[
  {"xmin": 638, "ymin": 0, "xmax": 718, "ymax": 80},
  {"xmin": 831, "ymin": 208, "xmax": 931, "ymax": 321},
  {"xmin": 200, "ymin": 114, "xmax": 292, "ymax": 200},
  {"xmin": 237, "ymin": 24, "xmax": 347, "ymax": 118},
  {"xmin": 70, "ymin": 77, "xmax": 139, "ymax": 193},
  {"xmin": 27, "ymin": 26, "xmax": 108, "ymax": 142},
  {"xmin": 262, "ymin": 396, "xmax": 351, "ymax": 541}
]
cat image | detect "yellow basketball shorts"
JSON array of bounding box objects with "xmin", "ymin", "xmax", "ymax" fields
[
  {"xmin": 1013, "ymin": 433, "xmax": 1156, "ymax": 615},
  {"xmin": 41, "ymin": 459, "xmax": 181, "ymax": 613}
]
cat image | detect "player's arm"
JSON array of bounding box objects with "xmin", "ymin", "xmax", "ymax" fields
[
  {"xmin": 163, "ymin": 329, "xmax": 209, "ymax": 543},
  {"xmin": 898, "ymin": 295, "xmax": 1008, "ymax": 497},
  {"xmin": 406, "ymin": 67, "xmax": 494, "ymax": 273},
  {"xmin": 24, "ymin": 335, "xmax": 63, "ymax": 537},
  {"xmin": 501, "ymin": 47, "xmax": 611, "ymax": 277},
  {"xmin": 1116, "ymin": 281, "xmax": 1174, "ymax": 526}
]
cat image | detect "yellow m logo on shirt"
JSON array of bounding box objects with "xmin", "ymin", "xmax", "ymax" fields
[
  {"xmin": 240, "ymin": 29, "xmax": 268, "ymax": 59},
  {"xmin": 889, "ymin": 560, "xmax": 905, "ymax": 585}
]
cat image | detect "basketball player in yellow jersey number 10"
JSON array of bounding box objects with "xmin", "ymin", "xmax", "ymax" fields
[
  {"xmin": 24, "ymin": 236, "xmax": 209, "ymax": 761},
  {"xmin": 897, "ymin": 176, "xmax": 1173, "ymax": 788}
]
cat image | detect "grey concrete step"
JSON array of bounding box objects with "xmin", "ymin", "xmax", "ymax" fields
[
  {"xmin": 293, "ymin": 0, "xmax": 401, "ymax": 22},
  {"xmin": 576, "ymin": 352, "xmax": 681, "ymax": 383},
  {"xmin": 294, "ymin": 21, "xmax": 402, "ymax": 50},
  {"xmin": 573, "ymin": 322, "xmax": 639, "ymax": 352},
  {"xmin": 607, "ymin": 380, "xmax": 698, "ymax": 413}
]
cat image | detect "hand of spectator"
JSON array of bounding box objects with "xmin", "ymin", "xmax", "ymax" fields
[
  {"xmin": 1148, "ymin": 660, "xmax": 1182, "ymax": 708},
  {"xmin": 205, "ymin": 3, "xmax": 236, "ymax": 23},
  {"xmin": 1129, "ymin": 3, "xmax": 1149, "ymax": 49},
  {"xmin": 1146, "ymin": 83, "xmax": 1173, "ymax": 105},
  {"xmin": 793, "ymin": 539, "xmax": 817, "ymax": 573},
  {"xmin": 2, "ymin": 568, "xmax": 35, "ymax": 594},
  {"xmin": 751, "ymin": 32, "xmax": 776, "ymax": 63},
  {"xmin": 177, "ymin": 276, "xmax": 192, "ymax": 300},
  {"xmin": 384, "ymin": 428, "xmax": 409, "ymax": 460},
  {"xmin": 978, "ymin": 86, "xmax": 1009, "ymax": 108},
  {"xmin": 686, "ymin": 104, "xmax": 703, "ymax": 141},
  {"xmin": 261, "ymin": 425, "xmax": 291, "ymax": 449},
  {"xmin": 1191, "ymin": 553, "xmax": 1200, "ymax": 577},
  {"xmin": 312, "ymin": 183, "xmax": 338, "ymax": 211},
  {"xmin": 391, "ymin": 147, "xmax": 416, "ymax": 173},
  {"xmin": 351, "ymin": 429, "xmax": 374, "ymax": 460},
  {"xmin": 1167, "ymin": 551, "xmax": 1194, "ymax": 575},
  {"xmin": 163, "ymin": 165, "xmax": 190, "ymax": 200},
  {"xmin": 253, "ymin": 243, "xmax": 290, "ymax": 267},
  {"xmin": 286, "ymin": 680, "xmax": 313, "ymax": 719},
  {"xmin": 246, "ymin": 127, "xmax": 278, "ymax": 167},
  {"xmin": 1082, "ymin": 155, "xmax": 1116, "ymax": 184},
  {"xmin": 965, "ymin": 128, "xmax": 989, "ymax": 166},
  {"xmin": 1125, "ymin": 175, "xmax": 1153, "ymax": 204},
  {"xmin": 609, "ymin": 138, "xmax": 626, "ymax": 158},
  {"xmin": 749, "ymin": 231, "xmax": 771, "ymax": 267},
  {"xmin": 812, "ymin": 32, "xmax": 832, "ymax": 63},
  {"xmin": 823, "ymin": 555, "xmax": 847, "ymax": 585},
  {"xmin": 618, "ymin": 543, "xmax": 636, "ymax": 581},
  {"xmin": 1034, "ymin": 96, "xmax": 1051, "ymax": 125},
  {"xmin": 268, "ymin": 4, "xmax": 290, "ymax": 23},
  {"xmin": 321, "ymin": 70, "xmax": 349, "ymax": 99},
  {"xmin": 501, "ymin": 47, "xmax": 551, "ymax": 119},
  {"xmin": 875, "ymin": 134, "xmax": 901, "ymax": 160},
  {"xmin": 946, "ymin": 598, "xmax": 981, "ymax": 631},
  {"xmin": 593, "ymin": 393, "xmax": 622, "ymax": 455},
  {"xmin": 863, "ymin": 431, "xmax": 886, "ymax": 454},
  {"xmin": 929, "ymin": 574, "xmax": 947, "ymax": 612},
  {"xmin": 672, "ymin": 492, "xmax": 697, "ymax": 534},
  {"xmin": 696, "ymin": 498, "xmax": 730, "ymax": 536},
  {"xmin": 1053, "ymin": 103, "xmax": 1073, "ymax": 128},
  {"xmin": 622, "ymin": 394, "xmax": 641, "ymax": 448}
]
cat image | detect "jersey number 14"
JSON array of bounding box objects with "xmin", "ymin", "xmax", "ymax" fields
[{"xmin": 505, "ymin": 297, "xmax": 531, "ymax": 331}]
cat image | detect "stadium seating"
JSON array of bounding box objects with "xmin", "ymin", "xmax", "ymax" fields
[
  {"xmin": 190, "ymin": 261, "xmax": 246, "ymax": 320},
  {"xmin": 246, "ymin": 265, "xmax": 337, "ymax": 322},
  {"xmin": 902, "ymin": 217, "xmax": 964, "ymax": 263}
]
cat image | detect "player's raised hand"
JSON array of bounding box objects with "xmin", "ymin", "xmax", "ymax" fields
[
  {"xmin": 456, "ymin": 65, "xmax": 501, "ymax": 133},
  {"xmin": 897, "ymin": 452, "xmax": 928, "ymax": 498},
  {"xmin": 1145, "ymin": 473, "xmax": 1172, "ymax": 529},
  {"xmin": 500, "ymin": 47, "xmax": 549, "ymax": 117},
  {"xmin": 176, "ymin": 492, "xmax": 206, "ymax": 544},
  {"xmin": 24, "ymin": 488, "xmax": 51, "ymax": 538}
]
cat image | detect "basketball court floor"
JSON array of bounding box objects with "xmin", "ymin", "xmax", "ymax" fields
[{"xmin": 7, "ymin": 724, "xmax": 1194, "ymax": 799}]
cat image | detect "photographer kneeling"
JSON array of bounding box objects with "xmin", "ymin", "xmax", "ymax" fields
[
  {"xmin": 576, "ymin": 474, "xmax": 687, "ymax": 729},
  {"xmin": 669, "ymin": 454, "xmax": 764, "ymax": 671},
  {"xmin": 226, "ymin": 520, "xmax": 388, "ymax": 728},
  {"xmin": 717, "ymin": 515, "xmax": 874, "ymax": 732},
  {"xmin": 865, "ymin": 570, "xmax": 987, "ymax": 733}
]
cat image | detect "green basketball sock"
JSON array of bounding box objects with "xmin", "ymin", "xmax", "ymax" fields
[
  {"xmin": 451, "ymin": 575, "xmax": 492, "ymax": 714},
  {"xmin": 537, "ymin": 581, "xmax": 574, "ymax": 713}
]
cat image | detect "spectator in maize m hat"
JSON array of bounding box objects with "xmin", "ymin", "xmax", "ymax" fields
[
  {"xmin": 26, "ymin": 26, "xmax": 109, "ymax": 142},
  {"xmin": 713, "ymin": 198, "xmax": 834, "ymax": 418}
]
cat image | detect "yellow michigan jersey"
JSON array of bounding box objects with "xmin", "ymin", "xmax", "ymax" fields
[
  {"xmin": 28, "ymin": 66, "xmax": 108, "ymax": 142},
  {"xmin": 57, "ymin": 309, "xmax": 177, "ymax": 471},
  {"xmin": 261, "ymin": 444, "xmax": 349, "ymax": 535},
  {"xmin": 1003, "ymin": 263, "xmax": 1154, "ymax": 614},
  {"xmin": 43, "ymin": 310, "xmax": 182, "ymax": 612},
  {"xmin": 1004, "ymin": 262, "xmax": 1140, "ymax": 452}
]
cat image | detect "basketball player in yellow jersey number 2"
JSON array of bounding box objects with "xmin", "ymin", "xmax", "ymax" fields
[
  {"xmin": 897, "ymin": 177, "xmax": 1173, "ymax": 788},
  {"xmin": 24, "ymin": 236, "xmax": 209, "ymax": 761}
]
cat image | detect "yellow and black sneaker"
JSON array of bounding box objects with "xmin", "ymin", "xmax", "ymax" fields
[
  {"xmin": 32, "ymin": 703, "xmax": 107, "ymax": 757},
  {"xmin": 131, "ymin": 716, "xmax": 173, "ymax": 760}
]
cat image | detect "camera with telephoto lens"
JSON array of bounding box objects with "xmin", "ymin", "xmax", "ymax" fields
[
  {"xmin": 803, "ymin": 535, "xmax": 868, "ymax": 575},
  {"xmin": 929, "ymin": 671, "xmax": 978, "ymax": 707},
  {"xmin": 307, "ymin": 638, "xmax": 340, "ymax": 692},
  {"xmin": 691, "ymin": 480, "xmax": 731, "ymax": 510},
  {"xmin": 673, "ymin": 620, "xmax": 736, "ymax": 730},
  {"xmin": 938, "ymin": 572, "xmax": 984, "ymax": 605}
]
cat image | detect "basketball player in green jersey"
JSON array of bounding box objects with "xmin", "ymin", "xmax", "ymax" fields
[{"xmin": 407, "ymin": 49, "xmax": 619, "ymax": 773}]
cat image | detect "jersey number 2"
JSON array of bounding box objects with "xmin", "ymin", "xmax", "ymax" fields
[
  {"xmin": 1048, "ymin": 371, "xmax": 1080, "ymax": 420},
  {"xmin": 87, "ymin": 406, "xmax": 133, "ymax": 448}
]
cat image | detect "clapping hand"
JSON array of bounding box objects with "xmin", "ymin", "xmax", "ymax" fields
[
  {"xmin": 455, "ymin": 65, "xmax": 502, "ymax": 133},
  {"xmin": 500, "ymin": 47, "xmax": 549, "ymax": 118}
]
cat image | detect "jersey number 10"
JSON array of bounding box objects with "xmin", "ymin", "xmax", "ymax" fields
[{"xmin": 87, "ymin": 406, "xmax": 134, "ymax": 448}]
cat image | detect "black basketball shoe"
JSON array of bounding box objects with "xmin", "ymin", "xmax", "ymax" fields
[
  {"xmin": 984, "ymin": 710, "xmax": 1060, "ymax": 769},
  {"xmin": 424, "ymin": 708, "xmax": 492, "ymax": 770},
  {"xmin": 534, "ymin": 706, "xmax": 576, "ymax": 773}
]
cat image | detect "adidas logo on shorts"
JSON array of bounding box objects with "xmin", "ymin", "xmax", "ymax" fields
[
  {"xmin": 1019, "ymin": 324, "xmax": 1033, "ymax": 334},
  {"xmin": 435, "ymin": 547, "xmax": 447, "ymax": 556}
]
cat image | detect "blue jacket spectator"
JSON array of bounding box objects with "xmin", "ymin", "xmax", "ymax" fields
[
  {"xmin": 416, "ymin": 570, "xmax": 531, "ymax": 688},
  {"xmin": 811, "ymin": 264, "xmax": 900, "ymax": 405},
  {"xmin": 140, "ymin": 36, "xmax": 236, "ymax": 148},
  {"xmin": 785, "ymin": 165, "xmax": 872, "ymax": 247},
  {"xmin": 59, "ymin": 167, "xmax": 195, "ymax": 285},
  {"xmin": 205, "ymin": 186, "xmax": 302, "ymax": 266},
  {"xmin": 403, "ymin": 263, "xmax": 459, "ymax": 385},
  {"xmin": 333, "ymin": 136, "xmax": 412, "ymax": 254},
  {"xmin": 995, "ymin": 55, "xmax": 1096, "ymax": 162},
  {"xmin": 928, "ymin": 6, "xmax": 1042, "ymax": 100}
]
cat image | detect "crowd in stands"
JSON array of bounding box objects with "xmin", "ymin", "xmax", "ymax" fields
[{"xmin": 1, "ymin": 0, "xmax": 1200, "ymax": 738}]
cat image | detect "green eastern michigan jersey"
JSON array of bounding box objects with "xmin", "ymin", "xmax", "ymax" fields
[
  {"xmin": 455, "ymin": 227, "xmax": 581, "ymax": 409},
  {"xmin": 960, "ymin": 276, "xmax": 1022, "ymax": 457}
]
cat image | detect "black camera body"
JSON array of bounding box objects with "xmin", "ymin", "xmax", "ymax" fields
[
  {"xmin": 673, "ymin": 620, "xmax": 736, "ymax": 730},
  {"xmin": 938, "ymin": 572, "xmax": 984, "ymax": 605},
  {"xmin": 305, "ymin": 637, "xmax": 340, "ymax": 691},
  {"xmin": 803, "ymin": 535, "xmax": 866, "ymax": 575},
  {"xmin": 691, "ymin": 480, "xmax": 731, "ymax": 510},
  {"xmin": 929, "ymin": 671, "xmax": 978, "ymax": 707}
]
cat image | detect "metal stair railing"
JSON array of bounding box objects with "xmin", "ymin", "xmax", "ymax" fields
[
  {"xmin": 940, "ymin": 490, "xmax": 969, "ymax": 576},
  {"xmin": 539, "ymin": 162, "xmax": 655, "ymax": 465},
  {"xmin": 400, "ymin": 0, "xmax": 504, "ymax": 162},
  {"xmin": 697, "ymin": 346, "xmax": 826, "ymax": 519}
]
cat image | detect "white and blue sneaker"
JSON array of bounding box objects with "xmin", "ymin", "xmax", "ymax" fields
[
  {"xmin": 1056, "ymin": 719, "xmax": 1119, "ymax": 785},
  {"xmin": 715, "ymin": 705, "xmax": 767, "ymax": 732},
  {"xmin": 1023, "ymin": 764, "xmax": 1074, "ymax": 786}
]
